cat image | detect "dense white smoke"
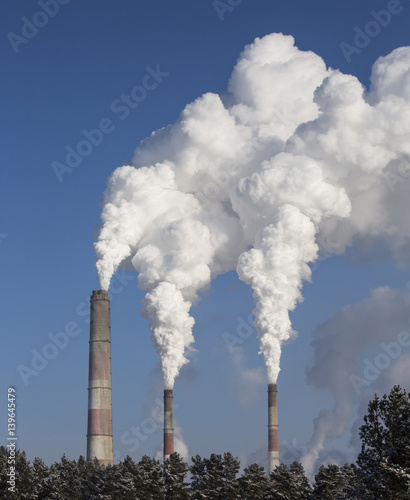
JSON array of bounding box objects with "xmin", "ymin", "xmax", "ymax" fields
[
  {"xmin": 232, "ymin": 154, "xmax": 350, "ymax": 382},
  {"xmin": 95, "ymin": 33, "xmax": 410, "ymax": 394}
]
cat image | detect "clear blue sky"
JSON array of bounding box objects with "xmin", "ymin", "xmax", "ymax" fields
[{"xmin": 2, "ymin": 0, "xmax": 410, "ymax": 470}]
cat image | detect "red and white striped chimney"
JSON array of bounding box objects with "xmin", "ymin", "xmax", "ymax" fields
[
  {"xmin": 87, "ymin": 290, "xmax": 113, "ymax": 466},
  {"xmin": 163, "ymin": 389, "xmax": 174, "ymax": 461},
  {"xmin": 268, "ymin": 383, "xmax": 279, "ymax": 472}
]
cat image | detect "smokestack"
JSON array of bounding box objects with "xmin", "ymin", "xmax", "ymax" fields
[
  {"xmin": 163, "ymin": 389, "xmax": 174, "ymax": 461},
  {"xmin": 87, "ymin": 290, "xmax": 113, "ymax": 466},
  {"xmin": 268, "ymin": 383, "xmax": 279, "ymax": 472}
]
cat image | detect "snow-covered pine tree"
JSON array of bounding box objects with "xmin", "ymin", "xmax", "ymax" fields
[
  {"xmin": 268, "ymin": 461, "xmax": 312, "ymax": 500},
  {"xmin": 135, "ymin": 455, "xmax": 164, "ymax": 499},
  {"xmin": 162, "ymin": 452, "xmax": 190, "ymax": 499},
  {"xmin": 192, "ymin": 453, "xmax": 225, "ymax": 499},
  {"xmin": 30, "ymin": 457, "xmax": 52, "ymax": 499},
  {"xmin": 106, "ymin": 459, "xmax": 138, "ymax": 499},
  {"xmin": 312, "ymin": 464, "xmax": 344, "ymax": 499},
  {"xmin": 336, "ymin": 463, "xmax": 364, "ymax": 499},
  {"xmin": 190, "ymin": 454, "xmax": 207, "ymax": 499},
  {"xmin": 357, "ymin": 385, "xmax": 410, "ymax": 498},
  {"xmin": 238, "ymin": 463, "xmax": 270, "ymax": 499},
  {"xmin": 47, "ymin": 455, "xmax": 82, "ymax": 500},
  {"xmin": 220, "ymin": 452, "xmax": 240, "ymax": 499},
  {"xmin": 190, "ymin": 452, "xmax": 240, "ymax": 499},
  {"xmin": 290, "ymin": 461, "xmax": 312, "ymax": 499},
  {"xmin": 81, "ymin": 458, "xmax": 111, "ymax": 499}
]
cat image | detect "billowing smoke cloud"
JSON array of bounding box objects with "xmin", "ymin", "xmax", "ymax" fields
[
  {"xmin": 302, "ymin": 285, "xmax": 410, "ymax": 477},
  {"xmin": 95, "ymin": 33, "xmax": 410, "ymax": 392}
]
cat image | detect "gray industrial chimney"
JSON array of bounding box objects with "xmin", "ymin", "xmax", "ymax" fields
[
  {"xmin": 163, "ymin": 389, "xmax": 174, "ymax": 461},
  {"xmin": 87, "ymin": 290, "xmax": 113, "ymax": 466},
  {"xmin": 268, "ymin": 383, "xmax": 279, "ymax": 472}
]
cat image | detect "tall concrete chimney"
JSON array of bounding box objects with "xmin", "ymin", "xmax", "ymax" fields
[
  {"xmin": 163, "ymin": 389, "xmax": 174, "ymax": 461},
  {"xmin": 268, "ymin": 383, "xmax": 279, "ymax": 472},
  {"xmin": 87, "ymin": 290, "xmax": 113, "ymax": 466}
]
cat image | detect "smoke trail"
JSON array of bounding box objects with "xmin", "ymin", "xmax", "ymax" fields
[
  {"xmin": 232, "ymin": 154, "xmax": 350, "ymax": 382},
  {"xmin": 95, "ymin": 33, "xmax": 410, "ymax": 395},
  {"xmin": 142, "ymin": 283, "xmax": 194, "ymax": 390}
]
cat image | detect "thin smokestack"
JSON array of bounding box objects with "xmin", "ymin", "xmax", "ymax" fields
[
  {"xmin": 163, "ymin": 389, "xmax": 174, "ymax": 461},
  {"xmin": 268, "ymin": 383, "xmax": 279, "ymax": 472},
  {"xmin": 87, "ymin": 289, "xmax": 113, "ymax": 466}
]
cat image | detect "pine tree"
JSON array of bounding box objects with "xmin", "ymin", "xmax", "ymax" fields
[
  {"xmin": 336, "ymin": 463, "xmax": 364, "ymax": 500},
  {"xmin": 357, "ymin": 385, "xmax": 410, "ymax": 498},
  {"xmin": 84, "ymin": 460, "xmax": 111, "ymax": 499},
  {"xmin": 162, "ymin": 452, "xmax": 190, "ymax": 499},
  {"xmin": 312, "ymin": 464, "xmax": 343, "ymax": 499},
  {"xmin": 190, "ymin": 452, "xmax": 240, "ymax": 499},
  {"xmin": 238, "ymin": 463, "xmax": 270, "ymax": 499},
  {"xmin": 289, "ymin": 462, "xmax": 312, "ymax": 499},
  {"xmin": 135, "ymin": 455, "xmax": 164, "ymax": 499},
  {"xmin": 195, "ymin": 453, "xmax": 225, "ymax": 498},
  {"xmin": 268, "ymin": 463, "xmax": 294, "ymax": 499},
  {"xmin": 48, "ymin": 455, "xmax": 82, "ymax": 499},
  {"xmin": 190, "ymin": 454, "xmax": 207, "ymax": 499},
  {"xmin": 268, "ymin": 462, "xmax": 312, "ymax": 500},
  {"xmin": 220, "ymin": 452, "xmax": 240, "ymax": 499},
  {"xmin": 29, "ymin": 457, "xmax": 52, "ymax": 499},
  {"xmin": 106, "ymin": 461, "xmax": 137, "ymax": 499}
]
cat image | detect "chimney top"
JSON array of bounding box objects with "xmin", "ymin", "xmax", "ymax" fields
[{"xmin": 91, "ymin": 289, "xmax": 110, "ymax": 300}]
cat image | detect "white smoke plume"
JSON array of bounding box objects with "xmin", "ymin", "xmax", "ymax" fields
[
  {"xmin": 95, "ymin": 33, "xmax": 410, "ymax": 394},
  {"xmin": 232, "ymin": 155, "xmax": 350, "ymax": 383}
]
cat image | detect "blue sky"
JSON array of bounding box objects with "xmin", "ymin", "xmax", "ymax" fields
[{"xmin": 2, "ymin": 0, "xmax": 410, "ymax": 471}]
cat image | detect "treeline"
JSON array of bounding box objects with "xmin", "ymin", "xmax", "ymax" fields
[{"xmin": 1, "ymin": 385, "xmax": 409, "ymax": 499}]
